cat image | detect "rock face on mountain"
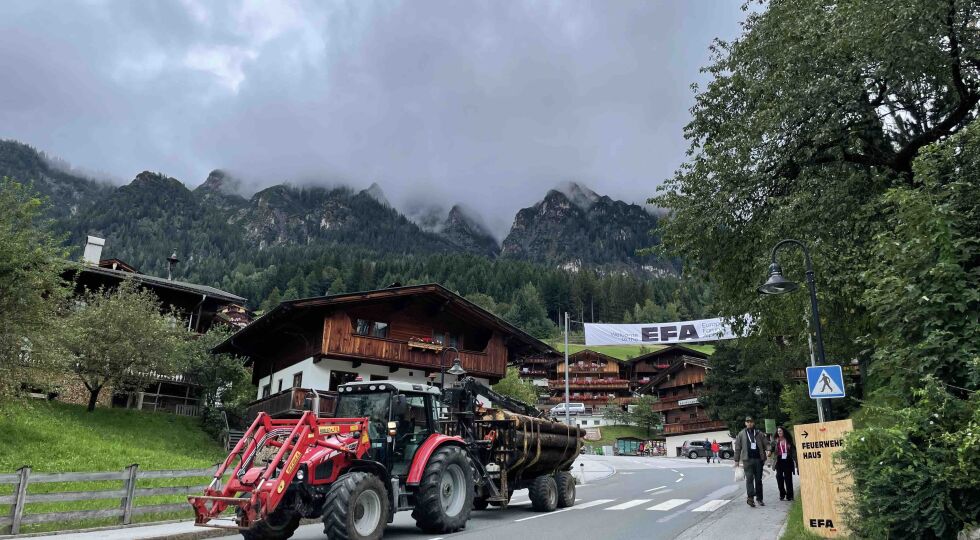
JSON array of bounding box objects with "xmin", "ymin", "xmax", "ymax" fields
[
  {"xmin": 439, "ymin": 205, "xmax": 499, "ymax": 257},
  {"xmin": 501, "ymin": 183, "xmax": 662, "ymax": 269},
  {"xmin": 192, "ymin": 169, "xmax": 247, "ymax": 210}
]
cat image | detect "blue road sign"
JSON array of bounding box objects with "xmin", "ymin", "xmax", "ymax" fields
[{"xmin": 806, "ymin": 365, "xmax": 846, "ymax": 399}]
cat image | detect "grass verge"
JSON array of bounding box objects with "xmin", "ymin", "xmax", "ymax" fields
[
  {"xmin": 0, "ymin": 399, "xmax": 227, "ymax": 533},
  {"xmin": 583, "ymin": 424, "xmax": 656, "ymax": 449},
  {"xmin": 781, "ymin": 496, "xmax": 822, "ymax": 540}
]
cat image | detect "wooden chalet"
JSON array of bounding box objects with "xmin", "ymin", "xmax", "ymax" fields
[
  {"xmin": 548, "ymin": 350, "xmax": 634, "ymax": 409},
  {"xmin": 213, "ymin": 284, "xmax": 554, "ymax": 407},
  {"xmin": 637, "ymin": 346, "xmax": 730, "ymax": 455},
  {"xmin": 50, "ymin": 236, "xmax": 251, "ymax": 416}
]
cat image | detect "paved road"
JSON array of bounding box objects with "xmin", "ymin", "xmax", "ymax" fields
[{"xmin": 213, "ymin": 456, "xmax": 743, "ymax": 540}]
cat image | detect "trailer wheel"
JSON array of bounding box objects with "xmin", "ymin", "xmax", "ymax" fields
[
  {"xmin": 555, "ymin": 471, "xmax": 576, "ymax": 508},
  {"xmin": 322, "ymin": 471, "xmax": 388, "ymax": 540},
  {"xmin": 412, "ymin": 445, "xmax": 474, "ymax": 533},
  {"xmin": 240, "ymin": 504, "xmax": 300, "ymax": 540},
  {"xmin": 529, "ymin": 475, "xmax": 558, "ymax": 512}
]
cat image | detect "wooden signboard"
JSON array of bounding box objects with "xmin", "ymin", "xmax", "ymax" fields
[{"xmin": 794, "ymin": 419, "xmax": 854, "ymax": 538}]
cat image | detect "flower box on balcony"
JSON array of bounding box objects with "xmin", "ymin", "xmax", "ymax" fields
[{"xmin": 408, "ymin": 338, "xmax": 444, "ymax": 353}]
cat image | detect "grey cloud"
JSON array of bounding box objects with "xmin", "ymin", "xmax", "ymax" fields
[{"xmin": 0, "ymin": 0, "xmax": 746, "ymax": 236}]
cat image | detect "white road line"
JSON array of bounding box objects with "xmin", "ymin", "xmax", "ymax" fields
[
  {"xmin": 647, "ymin": 499, "xmax": 690, "ymax": 511},
  {"xmin": 692, "ymin": 499, "xmax": 732, "ymax": 512},
  {"xmin": 571, "ymin": 498, "xmax": 615, "ymax": 510},
  {"xmin": 619, "ymin": 472, "xmax": 634, "ymax": 475},
  {"xmin": 670, "ymin": 469, "xmax": 678, "ymax": 472},
  {"xmin": 679, "ymin": 473, "xmax": 685, "ymax": 477},
  {"xmin": 514, "ymin": 507, "xmax": 573, "ymax": 522},
  {"xmin": 604, "ymin": 499, "xmax": 652, "ymax": 510},
  {"xmin": 644, "ymin": 485, "xmax": 667, "ymax": 493},
  {"xmin": 509, "ymin": 500, "xmax": 532, "ymax": 506},
  {"xmin": 675, "ymin": 477, "xmax": 683, "ymax": 483}
]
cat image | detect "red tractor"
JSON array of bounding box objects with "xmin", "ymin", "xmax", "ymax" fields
[
  {"xmin": 189, "ymin": 381, "xmax": 473, "ymax": 539},
  {"xmin": 189, "ymin": 378, "xmax": 582, "ymax": 539}
]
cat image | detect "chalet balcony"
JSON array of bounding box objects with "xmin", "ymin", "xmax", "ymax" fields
[
  {"xmin": 323, "ymin": 332, "xmax": 502, "ymax": 379},
  {"xmin": 663, "ymin": 419, "xmax": 727, "ymax": 435},
  {"xmin": 786, "ymin": 365, "xmax": 860, "ymax": 381},
  {"xmin": 546, "ymin": 396, "xmax": 635, "ymax": 405},
  {"xmin": 245, "ymin": 387, "xmax": 337, "ymax": 422},
  {"xmin": 547, "ymin": 378, "xmax": 630, "ymax": 390},
  {"xmin": 651, "ymin": 394, "xmax": 702, "ymax": 412}
]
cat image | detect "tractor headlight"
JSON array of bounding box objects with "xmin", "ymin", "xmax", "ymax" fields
[{"xmin": 296, "ymin": 468, "xmax": 305, "ymax": 481}]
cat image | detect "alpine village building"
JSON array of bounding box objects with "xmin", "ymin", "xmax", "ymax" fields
[
  {"xmin": 44, "ymin": 236, "xmax": 252, "ymax": 414},
  {"xmin": 214, "ymin": 283, "xmax": 555, "ymax": 414},
  {"xmin": 519, "ymin": 345, "xmax": 730, "ymax": 453}
]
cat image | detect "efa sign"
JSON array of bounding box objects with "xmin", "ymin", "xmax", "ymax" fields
[
  {"xmin": 794, "ymin": 419, "xmax": 854, "ymax": 538},
  {"xmin": 583, "ymin": 316, "xmax": 749, "ymax": 345}
]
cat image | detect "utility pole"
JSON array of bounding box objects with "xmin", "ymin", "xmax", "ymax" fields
[{"xmin": 564, "ymin": 312, "xmax": 570, "ymax": 426}]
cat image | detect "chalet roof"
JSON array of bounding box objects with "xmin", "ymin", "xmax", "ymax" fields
[
  {"xmin": 636, "ymin": 356, "xmax": 710, "ymax": 393},
  {"xmin": 70, "ymin": 263, "xmax": 245, "ymax": 303},
  {"xmin": 214, "ymin": 283, "xmax": 555, "ymax": 358},
  {"xmin": 568, "ymin": 349, "xmax": 622, "ymax": 364},
  {"xmin": 625, "ymin": 344, "xmax": 710, "ymax": 364}
]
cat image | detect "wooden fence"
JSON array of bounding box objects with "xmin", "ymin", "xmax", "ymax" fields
[{"xmin": 0, "ymin": 464, "xmax": 219, "ymax": 535}]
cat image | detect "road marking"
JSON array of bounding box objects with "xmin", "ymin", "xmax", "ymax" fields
[
  {"xmin": 571, "ymin": 498, "xmax": 615, "ymax": 510},
  {"xmin": 675, "ymin": 477, "xmax": 683, "ymax": 483},
  {"xmin": 644, "ymin": 485, "xmax": 667, "ymax": 493},
  {"xmin": 692, "ymin": 499, "xmax": 732, "ymax": 512},
  {"xmin": 647, "ymin": 499, "xmax": 690, "ymax": 511},
  {"xmin": 509, "ymin": 500, "xmax": 532, "ymax": 506},
  {"xmin": 679, "ymin": 473, "xmax": 685, "ymax": 477},
  {"xmin": 604, "ymin": 499, "xmax": 652, "ymax": 510},
  {"xmin": 513, "ymin": 507, "xmax": 573, "ymax": 522},
  {"xmin": 670, "ymin": 469, "xmax": 678, "ymax": 472},
  {"xmin": 619, "ymin": 472, "xmax": 634, "ymax": 475}
]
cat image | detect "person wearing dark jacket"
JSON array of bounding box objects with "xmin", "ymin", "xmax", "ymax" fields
[
  {"xmin": 733, "ymin": 416, "xmax": 770, "ymax": 507},
  {"xmin": 772, "ymin": 426, "xmax": 797, "ymax": 501}
]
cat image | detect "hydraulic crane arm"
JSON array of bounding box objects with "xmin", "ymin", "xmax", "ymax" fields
[{"xmin": 450, "ymin": 376, "xmax": 544, "ymax": 418}]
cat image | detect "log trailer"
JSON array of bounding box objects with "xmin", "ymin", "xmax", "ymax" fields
[{"xmin": 188, "ymin": 377, "xmax": 584, "ymax": 540}]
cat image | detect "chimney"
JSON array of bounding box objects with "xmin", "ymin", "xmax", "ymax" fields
[
  {"xmin": 83, "ymin": 236, "xmax": 105, "ymax": 265},
  {"xmin": 167, "ymin": 250, "xmax": 179, "ymax": 280}
]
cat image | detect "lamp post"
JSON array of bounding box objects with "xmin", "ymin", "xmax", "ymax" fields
[
  {"xmin": 757, "ymin": 239, "xmax": 827, "ymax": 422},
  {"xmin": 441, "ymin": 346, "xmax": 466, "ymax": 387}
]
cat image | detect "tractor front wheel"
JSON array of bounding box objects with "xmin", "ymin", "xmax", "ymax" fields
[
  {"xmin": 412, "ymin": 445, "xmax": 474, "ymax": 533},
  {"xmin": 241, "ymin": 505, "xmax": 300, "ymax": 540},
  {"xmin": 322, "ymin": 472, "xmax": 388, "ymax": 540}
]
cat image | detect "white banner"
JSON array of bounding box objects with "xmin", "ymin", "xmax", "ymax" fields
[{"xmin": 584, "ymin": 316, "xmax": 748, "ymax": 345}]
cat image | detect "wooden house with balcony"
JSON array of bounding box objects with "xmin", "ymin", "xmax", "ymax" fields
[
  {"xmin": 547, "ymin": 350, "xmax": 635, "ymax": 411},
  {"xmin": 213, "ymin": 284, "xmax": 554, "ymax": 408},
  {"xmin": 637, "ymin": 348, "xmax": 730, "ymax": 456}
]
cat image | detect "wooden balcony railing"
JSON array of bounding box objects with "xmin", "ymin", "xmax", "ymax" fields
[
  {"xmin": 546, "ymin": 396, "xmax": 635, "ymax": 405},
  {"xmin": 547, "ymin": 379, "xmax": 630, "ymax": 390},
  {"xmin": 245, "ymin": 387, "xmax": 337, "ymax": 421},
  {"xmin": 325, "ymin": 333, "xmax": 503, "ymax": 378},
  {"xmin": 651, "ymin": 395, "xmax": 702, "ymax": 412},
  {"xmin": 662, "ymin": 419, "xmax": 727, "ymax": 435},
  {"xmin": 786, "ymin": 365, "xmax": 860, "ymax": 381}
]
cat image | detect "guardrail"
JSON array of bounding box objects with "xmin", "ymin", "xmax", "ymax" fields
[{"xmin": 0, "ymin": 464, "xmax": 220, "ymax": 535}]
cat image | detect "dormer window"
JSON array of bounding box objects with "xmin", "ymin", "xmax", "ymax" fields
[{"xmin": 355, "ymin": 319, "xmax": 390, "ymax": 338}]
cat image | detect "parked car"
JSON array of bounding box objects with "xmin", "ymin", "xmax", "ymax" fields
[
  {"xmin": 550, "ymin": 402, "xmax": 586, "ymax": 416},
  {"xmin": 681, "ymin": 440, "xmax": 734, "ymax": 459}
]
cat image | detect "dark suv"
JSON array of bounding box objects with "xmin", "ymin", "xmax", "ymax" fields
[{"xmin": 681, "ymin": 440, "xmax": 733, "ymax": 459}]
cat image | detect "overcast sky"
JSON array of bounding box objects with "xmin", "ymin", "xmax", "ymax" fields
[{"xmin": 0, "ymin": 0, "xmax": 746, "ymax": 235}]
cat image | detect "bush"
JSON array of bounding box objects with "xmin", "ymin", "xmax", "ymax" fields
[{"xmin": 840, "ymin": 380, "xmax": 980, "ymax": 539}]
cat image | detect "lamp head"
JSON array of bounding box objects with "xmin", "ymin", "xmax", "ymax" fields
[
  {"xmin": 447, "ymin": 358, "xmax": 467, "ymax": 376},
  {"xmin": 757, "ymin": 262, "xmax": 799, "ymax": 295}
]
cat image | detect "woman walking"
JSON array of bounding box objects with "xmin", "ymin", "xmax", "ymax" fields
[
  {"xmin": 710, "ymin": 440, "xmax": 720, "ymax": 463},
  {"xmin": 772, "ymin": 426, "xmax": 797, "ymax": 501}
]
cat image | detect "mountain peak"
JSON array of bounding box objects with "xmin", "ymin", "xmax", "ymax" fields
[
  {"xmin": 130, "ymin": 171, "xmax": 187, "ymax": 191},
  {"xmin": 360, "ymin": 182, "xmax": 390, "ymax": 207},
  {"xmin": 196, "ymin": 169, "xmax": 243, "ymax": 196},
  {"xmin": 441, "ymin": 204, "xmax": 498, "ymax": 257},
  {"xmin": 555, "ymin": 181, "xmax": 600, "ymax": 210}
]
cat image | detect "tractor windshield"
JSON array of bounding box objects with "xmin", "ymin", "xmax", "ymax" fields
[{"xmin": 335, "ymin": 392, "xmax": 391, "ymax": 440}]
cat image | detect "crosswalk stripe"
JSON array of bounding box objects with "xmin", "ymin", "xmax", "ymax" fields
[
  {"xmin": 692, "ymin": 499, "xmax": 731, "ymax": 512},
  {"xmin": 644, "ymin": 485, "xmax": 667, "ymax": 493},
  {"xmin": 604, "ymin": 499, "xmax": 652, "ymax": 510},
  {"xmin": 572, "ymin": 498, "xmax": 615, "ymax": 509},
  {"xmin": 647, "ymin": 499, "xmax": 690, "ymax": 511}
]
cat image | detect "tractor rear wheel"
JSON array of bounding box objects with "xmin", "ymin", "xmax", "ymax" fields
[
  {"xmin": 529, "ymin": 475, "xmax": 558, "ymax": 512},
  {"xmin": 412, "ymin": 445, "xmax": 474, "ymax": 533},
  {"xmin": 322, "ymin": 471, "xmax": 388, "ymax": 540},
  {"xmin": 555, "ymin": 471, "xmax": 576, "ymax": 508},
  {"xmin": 240, "ymin": 504, "xmax": 300, "ymax": 540}
]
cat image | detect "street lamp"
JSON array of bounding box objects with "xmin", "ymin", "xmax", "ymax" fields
[
  {"xmin": 757, "ymin": 239, "xmax": 828, "ymax": 422},
  {"xmin": 441, "ymin": 346, "xmax": 465, "ymax": 387}
]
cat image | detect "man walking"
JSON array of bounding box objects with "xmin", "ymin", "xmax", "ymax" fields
[
  {"xmin": 704, "ymin": 437, "xmax": 712, "ymax": 463},
  {"xmin": 733, "ymin": 416, "xmax": 769, "ymax": 507}
]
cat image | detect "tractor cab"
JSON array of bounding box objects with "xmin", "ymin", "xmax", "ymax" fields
[{"xmin": 334, "ymin": 381, "xmax": 442, "ymax": 477}]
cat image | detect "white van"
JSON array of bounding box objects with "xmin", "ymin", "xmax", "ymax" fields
[{"xmin": 550, "ymin": 402, "xmax": 586, "ymax": 416}]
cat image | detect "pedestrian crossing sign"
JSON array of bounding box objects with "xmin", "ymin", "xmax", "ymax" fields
[{"xmin": 806, "ymin": 365, "xmax": 846, "ymax": 399}]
